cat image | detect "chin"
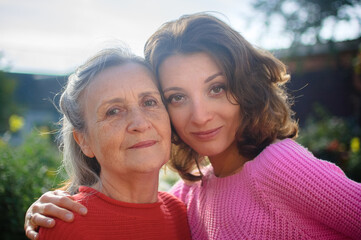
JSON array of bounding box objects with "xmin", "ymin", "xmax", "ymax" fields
[
  {"xmin": 195, "ymin": 148, "xmax": 222, "ymax": 157},
  {"xmin": 134, "ymin": 160, "xmax": 166, "ymax": 173}
]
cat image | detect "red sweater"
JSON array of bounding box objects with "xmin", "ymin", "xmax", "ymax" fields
[{"xmin": 39, "ymin": 186, "xmax": 191, "ymax": 240}]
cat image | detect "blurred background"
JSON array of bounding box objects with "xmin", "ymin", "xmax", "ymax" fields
[{"xmin": 1, "ymin": 0, "xmax": 361, "ymax": 239}]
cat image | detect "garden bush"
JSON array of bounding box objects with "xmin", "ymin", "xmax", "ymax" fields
[
  {"xmin": 298, "ymin": 105, "xmax": 361, "ymax": 182},
  {"xmin": 0, "ymin": 130, "xmax": 64, "ymax": 240}
]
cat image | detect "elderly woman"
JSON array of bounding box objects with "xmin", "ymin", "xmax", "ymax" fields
[{"xmin": 37, "ymin": 47, "xmax": 191, "ymax": 240}]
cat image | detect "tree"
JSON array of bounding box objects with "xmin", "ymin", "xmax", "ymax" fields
[{"xmin": 252, "ymin": 0, "xmax": 361, "ymax": 46}]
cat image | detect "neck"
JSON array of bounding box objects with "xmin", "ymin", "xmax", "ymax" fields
[
  {"xmin": 208, "ymin": 141, "xmax": 248, "ymax": 178},
  {"xmin": 95, "ymin": 171, "xmax": 159, "ymax": 204}
]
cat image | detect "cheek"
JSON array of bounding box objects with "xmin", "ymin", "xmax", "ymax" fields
[
  {"xmin": 96, "ymin": 121, "xmax": 126, "ymax": 149},
  {"xmin": 158, "ymin": 113, "xmax": 172, "ymax": 139},
  {"xmin": 168, "ymin": 109, "xmax": 187, "ymax": 132},
  {"xmin": 226, "ymin": 105, "xmax": 241, "ymax": 129}
]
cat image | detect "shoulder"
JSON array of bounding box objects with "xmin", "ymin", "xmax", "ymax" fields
[
  {"xmin": 251, "ymin": 139, "xmax": 361, "ymax": 238},
  {"xmin": 159, "ymin": 191, "xmax": 181, "ymax": 200},
  {"xmin": 249, "ymin": 138, "xmax": 361, "ymax": 201},
  {"xmin": 248, "ymin": 138, "xmax": 355, "ymax": 203},
  {"xmin": 254, "ymin": 138, "xmax": 345, "ymax": 176},
  {"xmin": 39, "ymin": 216, "xmax": 85, "ymax": 240},
  {"xmin": 260, "ymin": 138, "xmax": 315, "ymax": 160},
  {"xmin": 158, "ymin": 191, "xmax": 188, "ymax": 214},
  {"xmin": 168, "ymin": 177, "xmax": 201, "ymax": 204},
  {"xmin": 38, "ymin": 189, "xmax": 103, "ymax": 240},
  {"xmin": 159, "ymin": 191, "xmax": 186, "ymax": 206},
  {"xmin": 72, "ymin": 186, "xmax": 102, "ymax": 208}
]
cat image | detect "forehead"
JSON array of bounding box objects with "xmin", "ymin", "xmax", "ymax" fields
[
  {"xmin": 158, "ymin": 52, "xmax": 223, "ymax": 83},
  {"xmin": 90, "ymin": 63, "xmax": 158, "ymax": 91},
  {"xmin": 161, "ymin": 52, "xmax": 220, "ymax": 72}
]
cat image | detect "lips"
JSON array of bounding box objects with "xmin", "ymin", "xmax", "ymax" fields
[
  {"xmin": 128, "ymin": 140, "xmax": 157, "ymax": 149},
  {"xmin": 191, "ymin": 126, "xmax": 222, "ymax": 140}
]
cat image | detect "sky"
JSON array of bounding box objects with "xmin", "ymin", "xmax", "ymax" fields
[{"xmin": 0, "ymin": 0, "xmax": 360, "ymax": 75}]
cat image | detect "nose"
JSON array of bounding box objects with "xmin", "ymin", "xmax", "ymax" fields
[
  {"xmin": 190, "ymin": 98, "xmax": 213, "ymax": 125},
  {"xmin": 127, "ymin": 108, "xmax": 152, "ymax": 133}
]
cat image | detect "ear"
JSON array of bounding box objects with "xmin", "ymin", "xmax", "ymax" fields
[{"xmin": 73, "ymin": 130, "xmax": 95, "ymax": 158}]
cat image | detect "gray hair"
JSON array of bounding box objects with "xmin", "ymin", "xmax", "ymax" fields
[{"xmin": 58, "ymin": 47, "xmax": 152, "ymax": 194}]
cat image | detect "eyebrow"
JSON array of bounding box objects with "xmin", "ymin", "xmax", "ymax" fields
[
  {"xmin": 139, "ymin": 91, "xmax": 162, "ymax": 98},
  {"xmin": 163, "ymin": 72, "xmax": 224, "ymax": 93},
  {"xmin": 204, "ymin": 72, "xmax": 224, "ymax": 83},
  {"xmin": 97, "ymin": 98, "xmax": 124, "ymax": 114}
]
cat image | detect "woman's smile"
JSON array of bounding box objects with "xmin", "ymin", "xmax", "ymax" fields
[
  {"xmin": 191, "ymin": 126, "xmax": 223, "ymax": 141},
  {"xmin": 128, "ymin": 140, "xmax": 158, "ymax": 149}
]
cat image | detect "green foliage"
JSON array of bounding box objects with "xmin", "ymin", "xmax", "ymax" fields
[
  {"xmin": 0, "ymin": 71, "xmax": 20, "ymax": 133},
  {"xmin": 159, "ymin": 167, "xmax": 180, "ymax": 191},
  {"xmin": 297, "ymin": 104, "xmax": 361, "ymax": 182},
  {"xmin": 0, "ymin": 130, "xmax": 64, "ymax": 240},
  {"xmin": 252, "ymin": 0, "xmax": 361, "ymax": 45}
]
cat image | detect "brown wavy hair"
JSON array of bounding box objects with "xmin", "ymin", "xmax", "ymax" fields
[{"xmin": 144, "ymin": 13, "xmax": 298, "ymax": 181}]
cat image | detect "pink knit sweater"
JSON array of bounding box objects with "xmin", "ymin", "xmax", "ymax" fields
[{"xmin": 170, "ymin": 139, "xmax": 361, "ymax": 239}]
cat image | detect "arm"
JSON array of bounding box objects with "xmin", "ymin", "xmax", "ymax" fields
[
  {"xmin": 24, "ymin": 190, "xmax": 88, "ymax": 240},
  {"xmin": 254, "ymin": 139, "xmax": 361, "ymax": 239}
]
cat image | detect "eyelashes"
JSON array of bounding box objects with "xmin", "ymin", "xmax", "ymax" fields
[
  {"xmin": 209, "ymin": 84, "xmax": 226, "ymax": 95},
  {"xmin": 165, "ymin": 83, "xmax": 227, "ymax": 105},
  {"xmin": 106, "ymin": 108, "xmax": 121, "ymax": 116},
  {"xmin": 143, "ymin": 98, "xmax": 158, "ymax": 107},
  {"xmin": 166, "ymin": 94, "xmax": 185, "ymax": 104}
]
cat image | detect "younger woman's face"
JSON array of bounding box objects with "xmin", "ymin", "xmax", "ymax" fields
[{"xmin": 158, "ymin": 52, "xmax": 241, "ymax": 157}]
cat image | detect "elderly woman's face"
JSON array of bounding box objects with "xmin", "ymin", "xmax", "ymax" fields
[{"xmin": 75, "ymin": 63, "xmax": 171, "ymax": 179}]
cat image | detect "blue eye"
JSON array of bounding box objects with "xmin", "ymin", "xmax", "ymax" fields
[
  {"xmin": 106, "ymin": 108, "xmax": 120, "ymax": 116},
  {"xmin": 144, "ymin": 99, "xmax": 158, "ymax": 107}
]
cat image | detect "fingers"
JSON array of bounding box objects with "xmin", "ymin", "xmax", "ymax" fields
[
  {"xmin": 24, "ymin": 212, "xmax": 42, "ymax": 240},
  {"xmin": 33, "ymin": 202, "xmax": 76, "ymax": 223},
  {"xmin": 25, "ymin": 226, "xmax": 39, "ymax": 240},
  {"xmin": 31, "ymin": 212, "xmax": 56, "ymax": 227},
  {"xmin": 36, "ymin": 191, "xmax": 87, "ymax": 219},
  {"xmin": 24, "ymin": 190, "xmax": 88, "ymax": 239}
]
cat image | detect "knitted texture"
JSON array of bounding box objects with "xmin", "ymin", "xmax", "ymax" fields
[
  {"xmin": 39, "ymin": 186, "xmax": 191, "ymax": 240},
  {"xmin": 170, "ymin": 139, "xmax": 361, "ymax": 240}
]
